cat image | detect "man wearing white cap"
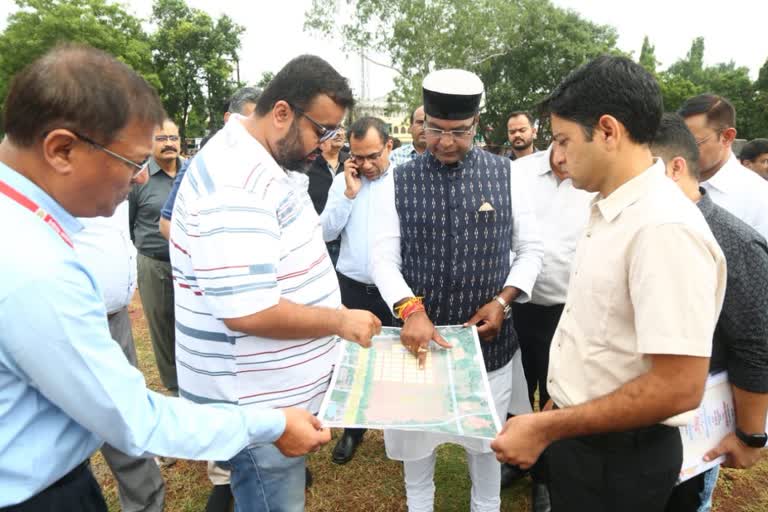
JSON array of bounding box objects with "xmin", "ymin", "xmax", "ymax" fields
[{"xmin": 371, "ymin": 69, "xmax": 543, "ymax": 511}]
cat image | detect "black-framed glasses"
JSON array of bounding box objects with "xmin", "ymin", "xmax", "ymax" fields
[
  {"xmin": 154, "ymin": 135, "xmax": 180, "ymax": 142},
  {"xmin": 289, "ymin": 103, "xmax": 341, "ymax": 143},
  {"xmin": 350, "ymin": 146, "xmax": 387, "ymax": 164},
  {"xmin": 74, "ymin": 131, "xmax": 149, "ymax": 178},
  {"xmin": 424, "ymin": 125, "xmax": 475, "ymax": 140}
]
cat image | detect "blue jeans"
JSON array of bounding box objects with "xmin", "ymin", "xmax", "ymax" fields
[
  {"xmin": 697, "ymin": 466, "xmax": 719, "ymax": 512},
  {"xmin": 218, "ymin": 444, "xmax": 305, "ymax": 512}
]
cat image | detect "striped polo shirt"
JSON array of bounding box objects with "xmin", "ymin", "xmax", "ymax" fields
[{"xmin": 169, "ymin": 115, "xmax": 341, "ymax": 413}]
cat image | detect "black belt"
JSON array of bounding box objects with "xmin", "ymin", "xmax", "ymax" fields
[
  {"xmin": 1, "ymin": 460, "xmax": 90, "ymax": 511},
  {"xmin": 337, "ymin": 272, "xmax": 379, "ymax": 295},
  {"xmin": 139, "ymin": 250, "xmax": 170, "ymax": 262},
  {"xmin": 550, "ymin": 403, "xmax": 674, "ymax": 448}
]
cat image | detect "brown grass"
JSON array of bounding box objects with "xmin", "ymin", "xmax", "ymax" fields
[{"xmin": 91, "ymin": 294, "xmax": 768, "ymax": 511}]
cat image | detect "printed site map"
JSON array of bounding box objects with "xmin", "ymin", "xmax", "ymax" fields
[{"xmin": 318, "ymin": 325, "xmax": 502, "ymax": 439}]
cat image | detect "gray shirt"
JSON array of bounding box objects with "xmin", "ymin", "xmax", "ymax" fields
[
  {"xmin": 698, "ymin": 188, "xmax": 768, "ymax": 393},
  {"xmin": 128, "ymin": 157, "xmax": 181, "ymax": 260}
]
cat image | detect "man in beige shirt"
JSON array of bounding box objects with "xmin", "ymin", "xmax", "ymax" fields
[{"xmin": 491, "ymin": 56, "xmax": 726, "ymax": 512}]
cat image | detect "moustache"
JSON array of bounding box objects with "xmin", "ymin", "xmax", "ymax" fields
[{"xmin": 162, "ymin": 146, "xmax": 177, "ymax": 152}]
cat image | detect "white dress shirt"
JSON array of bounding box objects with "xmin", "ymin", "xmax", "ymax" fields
[
  {"xmin": 371, "ymin": 157, "xmax": 543, "ymax": 311},
  {"xmin": 512, "ymin": 147, "xmax": 596, "ymax": 306},
  {"xmin": 72, "ymin": 201, "xmax": 137, "ymax": 314},
  {"xmin": 321, "ymin": 164, "xmax": 394, "ymax": 284},
  {"xmin": 701, "ymin": 152, "xmax": 768, "ymax": 241}
]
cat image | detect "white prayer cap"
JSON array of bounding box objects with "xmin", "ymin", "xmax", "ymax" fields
[{"xmin": 422, "ymin": 69, "xmax": 484, "ymax": 121}]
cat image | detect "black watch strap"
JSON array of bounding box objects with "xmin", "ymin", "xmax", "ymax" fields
[{"xmin": 735, "ymin": 428, "xmax": 768, "ymax": 448}]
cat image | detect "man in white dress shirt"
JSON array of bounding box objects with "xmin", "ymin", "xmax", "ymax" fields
[
  {"xmin": 679, "ymin": 94, "xmax": 768, "ymax": 240},
  {"xmin": 321, "ymin": 116, "xmax": 396, "ymax": 464},
  {"xmin": 371, "ymin": 69, "xmax": 543, "ymax": 512},
  {"xmin": 73, "ymin": 201, "xmax": 165, "ymax": 512},
  {"xmin": 505, "ymin": 146, "xmax": 595, "ymax": 508},
  {"xmin": 510, "ymin": 146, "xmax": 594, "ymax": 412}
]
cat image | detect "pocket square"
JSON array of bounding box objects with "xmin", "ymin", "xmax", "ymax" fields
[{"xmin": 478, "ymin": 202, "xmax": 495, "ymax": 212}]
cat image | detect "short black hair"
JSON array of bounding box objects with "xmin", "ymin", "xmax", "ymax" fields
[
  {"xmin": 650, "ymin": 113, "xmax": 701, "ymax": 179},
  {"xmin": 256, "ymin": 55, "xmax": 354, "ymax": 116},
  {"xmin": 540, "ymin": 55, "xmax": 663, "ymax": 144},
  {"xmin": 348, "ymin": 116, "xmax": 389, "ymax": 144},
  {"xmin": 507, "ymin": 111, "xmax": 534, "ymax": 126},
  {"xmin": 740, "ymin": 138, "xmax": 768, "ymax": 163},
  {"xmin": 3, "ymin": 43, "xmax": 165, "ymax": 147},
  {"xmin": 678, "ymin": 94, "xmax": 736, "ymax": 131},
  {"xmin": 228, "ymin": 86, "xmax": 261, "ymax": 115}
]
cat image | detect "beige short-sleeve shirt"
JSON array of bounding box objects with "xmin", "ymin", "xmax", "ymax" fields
[{"xmin": 547, "ymin": 160, "xmax": 726, "ymax": 426}]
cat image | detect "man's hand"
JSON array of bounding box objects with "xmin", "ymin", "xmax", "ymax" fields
[
  {"xmin": 343, "ymin": 159, "xmax": 362, "ymax": 199},
  {"xmin": 400, "ymin": 311, "xmax": 452, "ymax": 368},
  {"xmin": 334, "ymin": 308, "xmax": 381, "ymax": 348},
  {"xmin": 491, "ymin": 413, "xmax": 553, "ymax": 469},
  {"xmin": 704, "ymin": 432, "xmax": 765, "ymax": 469},
  {"xmin": 274, "ymin": 408, "xmax": 332, "ymax": 457},
  {"xmin": 464, "ymin": 300, "xmax": 505, "ymax": 341}
]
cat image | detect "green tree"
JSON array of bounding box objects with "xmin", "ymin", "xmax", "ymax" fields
[
  {"xmin": 658, "ymin": 37, "xmax": 762, "ymax": 139},
  {"xmin": 756, "ymin": 57, "xmax": 768, "ymax": 92},
  {"xmin": 667, "ymin": 36, "xmax": 705, "ymax": 82},
  {"xmin": 305, "ymin": 0, "xmax": 619, "ymax": 144},
  {"xmin": 151, "ymin": 0, "xmax": 244, "ymax": 145},
  {"xmin": 0, "ymin": 0, "xmax": 156, "ymax": 108},
  {"xmin": 638, "ymin": 36, "xmax": 659, "ymax": 75},
  {"xmin": 752, "ymin": 58, "xmax": 768, "ymax": 138},
  {"xmin": 256, "ymin": 71, "xmax": 275, "ymax": 89},
  {"xmin": 656, "ymin": 72, "xmax": 702, "ymax": 113}
]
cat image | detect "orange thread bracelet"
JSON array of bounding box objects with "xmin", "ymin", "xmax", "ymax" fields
[
  {"xmin": 395, "ymin": 296, "xmax": 424, "ymax": 320},
  {"xmin": 401, "ymin": 302, "xmax": 425, "ymax": 321}
]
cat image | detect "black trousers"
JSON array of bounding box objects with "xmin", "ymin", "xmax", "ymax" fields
[
  {"xmin": 665, "ymin": 471, "xmax": 706, "ymax": 511},
  {"xmin": 536, "ymin": 424, "xmax": 683, "ymax": 512},
  {"xmin": 2, "ymin": 461, "xmax": 107, "ymax": 512},
  {"xmin": 337, "ymin": 272, "xmax": 395, "ymax": 440},
  {"xmin": 512, "ymin": 302, "xmax": 564, "ymax": 409}
]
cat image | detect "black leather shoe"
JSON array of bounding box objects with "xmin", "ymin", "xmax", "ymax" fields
[
  {"xmin": 500, "ymin": 463, "xmax": 528, "ymax": 488},
  {"xmin": 332, "ymin": 430, "xmax": 364, "ymax": 464},
  {"xmin": 531, "ymin": 482, "xmax": 552, "ymax": 512}
]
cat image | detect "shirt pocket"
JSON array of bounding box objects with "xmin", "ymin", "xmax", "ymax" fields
[{"xmin": 474, "ymin": 210, "xmax": 497, "ymax": 225}]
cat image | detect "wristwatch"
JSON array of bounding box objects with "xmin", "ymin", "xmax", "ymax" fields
[
  {"xmin": 493, "ymin": 295, "xmax": 512, "ymax": 319},
  {"xmin": 735, "ymin": 428, "xmax": 768, "ymax": 448}
]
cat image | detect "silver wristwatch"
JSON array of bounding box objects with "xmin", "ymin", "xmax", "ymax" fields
[{"xmin": 493, "ymin": 295, "xmax": 512, "ymax": 319}]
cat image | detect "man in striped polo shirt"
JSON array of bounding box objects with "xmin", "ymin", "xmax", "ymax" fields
[{"xmin": 168, "ymin": 55, "xmax": 381, "ymax": 512}]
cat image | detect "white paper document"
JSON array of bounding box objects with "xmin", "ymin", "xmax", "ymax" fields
[
  {"xmin": 678, "ymin": 372, "xmax": 734, "ymax": 482},
  {"xmin": 317, "ymin": 325, "xmax": 502, "ymax": 439}
]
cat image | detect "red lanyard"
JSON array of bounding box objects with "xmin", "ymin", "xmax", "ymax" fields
[{"xmin": 0, "ymin": 179, "xmax": 74, "ymax": 248}]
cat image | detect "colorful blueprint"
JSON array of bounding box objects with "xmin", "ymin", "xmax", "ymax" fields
[{"xmin": 318, "ymin": 325, "xmax": 502, "ymax": 439}]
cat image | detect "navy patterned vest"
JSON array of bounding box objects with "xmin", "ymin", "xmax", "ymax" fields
[{"xmin": 394, "ymin": 147, "xmax": 518, "ymax": 372}]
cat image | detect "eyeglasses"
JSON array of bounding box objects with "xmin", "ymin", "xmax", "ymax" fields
[
  {"xmin": 424, "ymin": 125, "xmax": 475, "ymax": 140},
  {"xmin": 350, "ymin": 146, "xmax": 387, "ymax": 164},
  {"xmin": 695, "ymin": 132, "xmax": 720, "ymax": 146},
  {"xmin": 74, "ymin": 131, "xmax": 149, "ymax": 178},
  {"xmin": 154, "ymin": 135, "xmax": 180, "ymax": 142},
  {"xmin": 289, "ymin": 103, "xmax": 341, "ymax": 143}
]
